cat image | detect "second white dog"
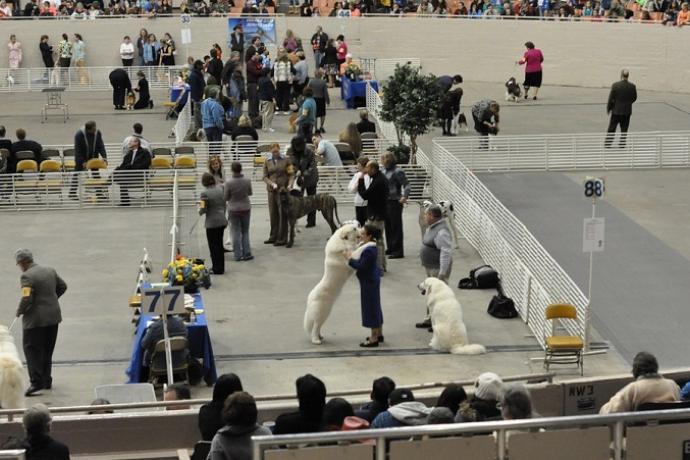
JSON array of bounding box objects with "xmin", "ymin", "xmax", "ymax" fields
[
  {"xmin": 303, "ymin": 223, "xmax": 362, "ymax": 345},
  {"xmin": 418, "ymin": 278, "xmax": 486, "ymax": 355}
]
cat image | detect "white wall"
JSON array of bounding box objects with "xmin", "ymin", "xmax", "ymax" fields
[{"xmin": 1, "ymin": 17, "xmax": 688, "ymax": 92}]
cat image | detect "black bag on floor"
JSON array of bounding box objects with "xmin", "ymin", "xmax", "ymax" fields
[
  {"xmin": 458, "ymin": 265, "xmax": 500, "ymax": 289},
  {"xmin": 487, "ymin": 282, "xmax": 518, "ymax": 319}
]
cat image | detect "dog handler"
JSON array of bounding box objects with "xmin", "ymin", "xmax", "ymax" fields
[
  {"xmin": 415, "ymin": 206, "xmax": 453, "ymax": 330},
  {"xmin": 15, "ymin": 249, "xmax": 67, "ymax": 397}
]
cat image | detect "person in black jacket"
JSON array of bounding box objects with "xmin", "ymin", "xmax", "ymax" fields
[
  {"xmin": 206, "ymin": 48, "xmax": 224, "ymax": 91},
  {"xmin": 246, "ymin": 53, "xmax": 263, "ymax": 120},
  {"xmin": 0, "ymin": 126, "xmax": 11, "ymax": 153},
  {"xmin": 258, "ymin": 69, "xmax": 276, "ymax": 132},
  {"xmin": 605, "ymin": 69, "xmax": 637, "ymax": 148},
  {"xmin": 133, "ymin": 71, "xmax": 153, "ymax": 110},
  {"xmin": 288, "ymin": 136, "xmax": 319, "ymax": 227},
  {"xmin": 229, "ymin": 25, "xmax": 244, "ymax": 63},
  {"xmin": 221, "ymin": 51, "xmax": 240, "ymax": 88},
  {"xmin": 273, "ymin": 374, "xmax": 326, "ymax": 435},
  {"xmin": 357, "ymin": 160, "xmax": 389, "ymax": 272},
  {"xmin": 10, "ymin": 128, "xmax": 43, "ymax": 174},
  {"xmin": 39, "ymin": 35, "xmax": 54, "ymax": 69},
  {"xmin": 355, "ymin": 376, "xmax": 396, "ymax": 423},
  {"xmin": 244, "ymin": 36, "xmax": 261, "ymax": 64},
  {"xmin": 198, "ymin": 373, "xmax": 244, "ymax": 441},
  {"xmin": 70, "ymin": 121, "xmax": 106, "ymax": 199},
  {"xmin": 187, "ymin": 60, "xmax": 206, "ymax": 132},
  {"xmin": 108, "ymin": 68, "xmax": 132, "ymax": 110},
  {"xmin": 16, "ymin": 404, "xmax": 70, "ymax": 460},
  {"xmin": 113, "ymin": 137, "xmax": 151, "ymax": 206}
]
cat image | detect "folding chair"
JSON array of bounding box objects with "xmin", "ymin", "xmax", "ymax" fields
[{"xmin": 544, "ymin": 303, "xmax": 584, "ymax": 375}]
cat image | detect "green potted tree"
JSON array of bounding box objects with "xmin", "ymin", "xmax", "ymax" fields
[{"xmin": 380, "ymin": 63, "xmax": 442, "ymax": 165}]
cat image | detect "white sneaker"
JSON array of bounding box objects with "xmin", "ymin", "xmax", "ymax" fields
[
  {"xmin": 266, "ymin": 128, "xmax": 275, "ymax": 132},
  {"xmin": 283, "ymin": 111, "xmax": 290, "ymax": 115}
]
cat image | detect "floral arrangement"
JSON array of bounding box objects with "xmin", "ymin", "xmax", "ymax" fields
[
  {"xmin": 345, "ymin": 63, "xmax": 363, "ymax": 81},
  {"xmin": 162, "ymin": 255, "xmax": 207, "ymax": 292}
]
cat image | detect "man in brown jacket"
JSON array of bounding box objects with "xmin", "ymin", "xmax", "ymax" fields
[
  {"xmin": 15, "ymin": 249, "xmax": 67, "ymax": 397},
  {"xmin": 262, "ymin": 143, "xmax": 294, "ymax": 246}
]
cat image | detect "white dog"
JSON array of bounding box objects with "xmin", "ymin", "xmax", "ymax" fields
[
  {"xmin": 418, "ymin": 278, "xmax": 486, "ymax": 355},
  {"xmin": 0, "ymin": 325, "xmax": 25, "ymax": 409},
  {"xmin": 418, "ymin": 200, "xmax": 461, "ymax": 249},
  {"xmin": 304, "ymin": 222, "xmax": 362, "ymax": 345}
]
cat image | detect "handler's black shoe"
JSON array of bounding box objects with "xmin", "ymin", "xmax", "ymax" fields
[
  {"xmin": 415, "ymin": 319, "xmax": 432, "ymax": 329},
  {"xmin": 25, "ymin": 386, "xmax": 43, "ymax": 397}
]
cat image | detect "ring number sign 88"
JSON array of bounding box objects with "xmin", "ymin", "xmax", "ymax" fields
[{"xmin": 584, "ymin": 177, "xmax": 605, "ymax": 199}]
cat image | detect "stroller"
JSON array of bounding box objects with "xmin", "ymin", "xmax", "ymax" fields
[{"xmin": 166, "ymin": 84, "xmax": 190, "ymax": 120}]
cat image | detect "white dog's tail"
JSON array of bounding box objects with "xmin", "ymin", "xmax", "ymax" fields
[{"xmin": 450, "ymin": 343, "xmax": 487, "ymax": 355}]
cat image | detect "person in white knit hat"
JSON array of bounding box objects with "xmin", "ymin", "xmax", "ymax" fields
[{"xmin": 455, "ymin": 372, "xmax": 503, "ymax": 422}]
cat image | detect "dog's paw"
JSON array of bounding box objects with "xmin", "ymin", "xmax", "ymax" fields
[{"xmin": 311, "ymin": 337, "xmax": 323, "ymax": 345}]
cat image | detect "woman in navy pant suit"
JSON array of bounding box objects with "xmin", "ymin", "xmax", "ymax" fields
[{"xmin": 345, "ymin": 224, "xmax": 384, "ymax": 347}]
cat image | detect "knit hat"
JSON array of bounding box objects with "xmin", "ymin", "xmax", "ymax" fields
[{"xmin": 474, "ymin": 372, "xmax": 503, "ymax": 401}]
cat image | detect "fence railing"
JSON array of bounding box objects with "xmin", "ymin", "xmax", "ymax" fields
[
  {"xmin": 173, "ymin": 96, "xmax": 192, "ymax": 144},
  {"xmin": 0, "ymin": 65, "xmax": 183, "ymax": 92},
  {"xmin": 359, "ymin": 57, "xmax": 422, "ymax": 82},
  {"xmin": 433, "ymin": 131, "xmax": 690, "ymax": 172}
]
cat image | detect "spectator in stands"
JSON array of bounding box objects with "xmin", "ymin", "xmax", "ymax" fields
[
  {"xmin": 357, "ymin": 110, "xmax": 377, "ymax": 134},
  {"xmin": 605, "ymin": 69, "xmax": 637, "ymax": 148},
  {"xmin": 471, "ymin": 99, "xmax": 500, "ymax": 149},
  {"xmin": 348, "ymin": 156, "xmax": 371, "ymax": 227},
  {"xmin": 73, "ymin": 120, "xmax": 106, "ymax": 171},
  {"xmin": 9, "ymin": 128, "xmax": 43, "ymax": 174},
  {"xmin": 427, "ymin": 407, "xmax": 454, "ymax": 424},
  {"xmin": 300, "ymin": 0, "xmax": 313, "ymax": 15},
  {"xmin": 358, "ymin": 160, "xmax": 388, "ymax": 272},
  {"xmin": 322, "ymin": 39, "xmax": 339, "ymax": 88},
  {"xmin": 231, "ymin": 115, "xmax": 259, "ymax": 141},
  {"xmin": 312, "ymin": 133, "xmax": 343, "ymax": 166},
  {"xmin": 114, "ymin": 136, "xmax": 151, "ymax": 206},
  {"xmin": 17, "ymin": 404, "xmax": 70, "ymax": 459},
  {"xmin": 309, "ymin": 69, "xmax": 330, "ymax": 134},
  {"xmin": 119, "ymin": 35, "xmax": 135, "ymax": 67},
  {"xmin": 225, "ymin": 161, "xmax": 253, "ymax": 261},
  {"xmin": 355, "ymin": 376, "xmax": 396, "ymax": 422},
  {"xmin": 122, "ymin": 123, "xmax": 151, "ymax": 155},
  {"xmin": 418, "ymin": 0, "xmax": 434, "ymax": 12},
  {"xmin": 207, "ymin": 48, "xmax": 224, "ymax": 88},
  {"xmin": 321, "ymin": 398, "xmax": 355, "ymax": 431},
  {"xmin": 24, "ymin": 0, "xmax": 39, "ymax": 16},
  {"xmin": 8, "ymin": 35, "xmax": 22, "ymax": 71},
  {"xmin": 381, "ymin": 152, "xmax": 410, "ymax": 259},
  {"xmin": 311, "ymin": 26, "xmax": 329, "ymax": 69},
  {"xmin": 288, "ymin": 136, "xmax": 319, "ymax": 228},
  {"xmin": 0, "ymin": 125, "xmax": 11, "ymax": 154},
  {"xmin": 200, "ymin": 172, "xmax": 228, "ymax": 274},
  {"xmin": 133, "ymin": 71, "xmax": 153, "ymax": 110},
  {"xmin": 273, "ymin": 374, "xmax": 327, "ymax": 434},
  {"xmin": 164, "ymin": 384, "xmax": 192, "ymax": 410},
  {"xmin": 208, "ymin": 392, "xmax": 271, "ymax": 460},
  {"xmin": 435, "ymin": 383, "xmax": 468, "ymax": 417},
  {"xmin": 339, "ymin": 122, "xmax": 363, "ymax": 157},
  {"xmin": 600, "ymin": 351, "xmax": 680, "ymax": 413},
  {"xmin": 678, "ymin": 3, "xmax": 690, "ymax": 26},
  {"xmin": 199, "ymin": 373, "xmax": 244, "ymax": 441},
  {"xmin": 88, "ymin": 398, "xmax": 113, "ymax": 415},
  {"xmin": 500, "ymin": 384, "xmax": 533, "ymax": 420},
  {"xmin": 109, "ymin": 68, "xmax": 132, "ymax": 110},
  {"xmin": 518, "ymin": 41, "xmax": 544, "ymax": 100},
  {"xmin": 371, "ymin": 388, "xmax": 431, "ymax": 428},
  {"xmin": 456, "ymin": 372, "xmax": 503, "ymax": 422},
  {"xmin": 201, "ymin": 88, "xmax": 225, "ymax": 143},
  {"xmin": 141, "ymin": 313, "xmax": 188, "ymax": 380},
  {"xmin": 258, "ymin": 69, "xmax": 276, "ymax": 133},
  {"xmin": 296, "ymin": 87, "xmax": 317, "ymax": 140}
]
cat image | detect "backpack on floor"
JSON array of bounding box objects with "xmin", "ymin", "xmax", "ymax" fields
[{"xmin": 458, "ymin": 265, "xmax": 500, "ymax": 289}]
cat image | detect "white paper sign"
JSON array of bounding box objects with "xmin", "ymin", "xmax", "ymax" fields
[
  {"xmin": 583, "ymin": 217, "xmax": 605, "ymax": 253},
  {"xmin": 181, "ymin": 28, "xmax": 192, "ymax": 45},
  {"xmin": 141, "ymin": 286, "xmax": 186, "ymax": 315}
]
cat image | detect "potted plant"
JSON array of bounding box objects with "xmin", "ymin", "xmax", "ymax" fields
[{"xmin": 380, "ymin": 63, "xmax": 442, "ymax": 165}]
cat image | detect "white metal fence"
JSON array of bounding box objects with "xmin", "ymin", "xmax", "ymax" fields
[
  {"xmin": 434, "ymin": 130, "xmax": 690, "ymax": 172},
  {"xmin": 0, "ymin": 65, "xmax": 183, "ymax": 92},
  {"xmin": 173, "ymin": 96, "xmax": 192, "ymax": 144},
  {"xmin": 360, "ymin": 57, "xmax": 422, "ymax": 82}
]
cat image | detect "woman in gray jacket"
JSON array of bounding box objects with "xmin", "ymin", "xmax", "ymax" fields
[
  {"xmin": 224, "ymin": 162, "xmax": 253, "ymax": 262},
  {"xmin": 208, "ymin": 392, "xmax": 271, "ymax": 460},
  {"xmin": 200, "ymin": 172, "xmax": 228, "ymax": 275}
]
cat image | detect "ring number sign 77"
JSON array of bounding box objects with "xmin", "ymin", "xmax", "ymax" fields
[
  {"xmin": 584, "ymin": 177, "xmax": 605, "ymax": 199},
  {"xmin": 141, "ymin": 286, "xmax": 185, "ymax": 315}
]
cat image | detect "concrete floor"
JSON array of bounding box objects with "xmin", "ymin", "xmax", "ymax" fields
[{"xmin": 3, "ymin": 83, "xmax": 670, "ymax": 406}]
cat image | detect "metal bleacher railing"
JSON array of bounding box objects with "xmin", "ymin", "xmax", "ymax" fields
[
  {"xmin": 0, "ymin": 65, "xmax": 183, "ymax": 92},
  {"xmin": 0, "ymin": 138, "xmax": 429, "ymax": 210},
  {"xmin": 365, "ymin": 83, "xmax": 586, "ymax": 349},
  {"xmin": 433, "ymin": 130, "xmax": 690, "ymax": 172}
]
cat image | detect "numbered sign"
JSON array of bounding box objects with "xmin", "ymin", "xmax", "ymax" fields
[
  {"xmin": 583, "ymin": 217, "xmax": 605, "ymax": 253},
  {"xmin": 583, "ymin": 176, "xmax": 605, "ymax": 199},
  {"xmin": 141, "ymin": 286, "xmax": 185, "ymax": 315},
  {"xmin": 180, "ymin": 13, "xmax": 191, "ymax": 25}
]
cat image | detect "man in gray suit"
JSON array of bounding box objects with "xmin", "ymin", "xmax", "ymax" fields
[
  {"xmin": 15, "ymin": 249, "xmax": 67, "ymax": 397},
  {"xmin": 606, "ymin": 69, "xmax": 637, "ymax": 148}
]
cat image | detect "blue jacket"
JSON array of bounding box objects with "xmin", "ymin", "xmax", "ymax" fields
[
  {"xmin": 201, "ymin": 98, "xmax": 225, "ymax": 130},
  {"xmin": 296, "ymin": 97, "xmax": 317, "ymax": 126}
]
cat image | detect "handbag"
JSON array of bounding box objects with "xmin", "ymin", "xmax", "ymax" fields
[
  {"xmin": 487, "ymin": 282, "xmax": 518, "ymax": 319},
  {"xmin": 458, "ymin": 265, "xmax": 500, "ymax": 289}
]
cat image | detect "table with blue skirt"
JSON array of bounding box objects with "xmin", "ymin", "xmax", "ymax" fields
[
  {"xmin": 126, "ymin": 290, "xmax": 218, "ymax": 385},
  {"xmin": 341, "ymin": 77, "xmax": 379, "ymax": 109}
]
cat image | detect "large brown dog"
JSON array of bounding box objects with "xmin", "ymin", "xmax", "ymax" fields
[{"xmin": 279, "ymin": 190, "xmax": 341, "ymax": 248}]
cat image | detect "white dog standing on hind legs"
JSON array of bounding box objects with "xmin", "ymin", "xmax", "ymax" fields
[
  {"xmin": 418, "ymin": 278, "xmax": 486, "ymax": 355},
  {"xmin": 304, "ymin": 222, "xmax": 363, "ymax": 345}
]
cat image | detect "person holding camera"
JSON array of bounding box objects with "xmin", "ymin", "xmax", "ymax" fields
[{"xmin": 471, "ymin": 99, "xmax": 500, "ymax": 150}]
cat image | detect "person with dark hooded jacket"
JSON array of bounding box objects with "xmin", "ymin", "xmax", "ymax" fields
[
  {"xmin": 198, "ymin": 373, "xmax": 244, "ymax": 441},
  {"xmin": 273, "ymin": 374, "xmax": 326, "ymax": 434},
  {"xmin": 287, "ymin": 136, "xmax": 319, "ymax": 227},
  {"xmin": 70, "ymin": 121, "xmax": 106, "ymax": 199},
  {"xmin": 207, "ymin": 392, "xmax": 271, "ymax": 460},
  {"xmin": 356, "ymin": 376, "xmax": 396, "ymax": 422}
]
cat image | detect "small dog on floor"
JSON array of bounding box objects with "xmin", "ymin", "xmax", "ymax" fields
[
  {"xmin": 418, "ymin": 278, "xmax": 486, "ymax": 355},
  {"xmin": 505, "ymin": 77, "xmax": 522, "ymax": 102},
  {"xmin": 125, "ymin": 91, "xmax": 136, "ymax": 110},
  {"xmin": 418, "ymin": 200, "xmax": 461, "ymax": 249},
  {"xmin": 0, "ymin": 325, "xmax": 25, "ymax": 408}
]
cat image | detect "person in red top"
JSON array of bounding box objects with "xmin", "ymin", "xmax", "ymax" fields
[
  {"xmin": 336, "ymin": 34, "xmax": 348, "ymax": 72},
  {"xmin": 517, "ymin": 41, "xmax": 544, "ymax": 100}
]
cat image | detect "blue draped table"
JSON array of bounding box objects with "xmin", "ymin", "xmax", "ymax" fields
[
  {"xmin": 126, "ymin": 291, "xmax": 217, "ymax": 385},
  {"xmin": 341, "ymin": 77, "xmax": 379, "ymax": 109}
]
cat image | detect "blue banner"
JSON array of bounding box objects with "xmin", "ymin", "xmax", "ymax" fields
[{"xmin": 227, "ymin": 18, "xmax": 277, "ymax": 49}]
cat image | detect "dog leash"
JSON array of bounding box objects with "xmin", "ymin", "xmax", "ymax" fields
[{"xmin": 8, "ymin": 317, "xmax": 17, "ymax": 333}]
